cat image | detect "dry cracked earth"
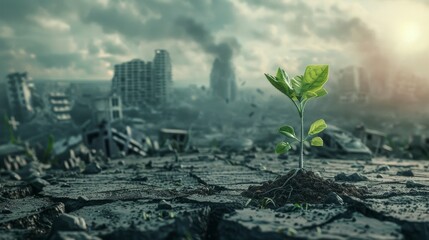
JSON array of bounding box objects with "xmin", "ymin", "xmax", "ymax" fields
[{"xmin": 1, "ymin": 153, "xmax": 429, "ymax": 240}]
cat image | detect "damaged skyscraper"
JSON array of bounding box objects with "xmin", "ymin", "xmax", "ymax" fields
[
  {"xmin": 6, "ymin": 72, "xmax": 34, "ymax": 121},
  {"xmin": 210, "ymin": 58, "xmax": 237, "ymax": 102},
  {"xmin": 111, "ymin": 49, "xmax": 172, "ymax": 106}
]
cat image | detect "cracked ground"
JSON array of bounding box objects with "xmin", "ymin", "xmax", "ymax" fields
[{"xmin": 1, "ymin": 153, "xmax": 429, "ymax": 240}]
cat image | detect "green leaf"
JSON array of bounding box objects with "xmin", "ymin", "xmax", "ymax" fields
[
  {"xmin": 291, "ymin": 75, "xmax": 303, "ymax": 98},
  {"xmin": 264, "ymin": 68, "xmax": 296, "ymax": 99},
  {"xmin": 279, "ymin": 125, "xmax": 298, "ymax": 140},
  {"xmin": 302, "ymin": 65, "xmax": 329, "ymax": 93},
  {"xmin": 314, "ymin": 88, "xmax": 328, "ymax": 97},
  {"xmin": 303, "ymin": 91, "xmax": 317, "ymax": 100},
  {"xmin": 311, "ymin": 137, "xmax": 323, "ymax": 146},
  {"xmin": 275, "ymin": 141, "xmax": 291, "ymax": 154},
  {"xmin": 308, "ymin": 119, "xmax": 327, "ymax": 135}
]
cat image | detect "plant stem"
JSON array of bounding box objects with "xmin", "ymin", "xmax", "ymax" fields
[{"xmin": 299, "ymin": 112, "xmax": 304, "ymax": 169}]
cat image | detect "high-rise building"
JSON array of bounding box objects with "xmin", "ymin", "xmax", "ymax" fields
[
  {"xmin": 210, "ymin": 58, "xmax": 237, "ymax": 102},
  {"xmin": 6, "ymin": 72, "xmax": 34, "ymax": 121},
  {"xmin": 112, "ymin": 49, "xmax": 172, "ymax": 106}
]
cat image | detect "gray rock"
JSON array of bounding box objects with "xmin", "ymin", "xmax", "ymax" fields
[
  {"xmin": 78, "ymin": 196, "xmax": 89, "ymax": 201},
  {"xmin": 118, "ymin": 160, "xmax": 125, "ymax": 166},
  {"xmin": 30, "ymin": 178, "xmax": 50, "ymax": 191},
  {"xmin": 1, "ymin": 208, "xmax": 12, "ymax": 214},
  {"xmin": 50, "ymin": 231, "xmax": 100, "ymax": 240},
  {"xmin": 157, "ymin": 200, "xmax": 173, "ymax": 210},
  {"xmin": 334, "ymin": 172, "xmax": 369, "ymax": 182},
  {"xmin": 397, "ymin": 169, "xmax": 414, "ymax": 177},
  {"xmin": 8, "ymin": 171, "xmax": 21, "ymax": 181},
  {"xmin": 376, "ymin": 174, "xmax": 383, "ymax": 178},
  {"xmin": 405, "ymin": 180, "xmax": 425, "ymax": 188},
  {"xmin": 324, "ymin": 192, "xmax": 344, "ymax": 205},
  {"xmin": 376, "ymin": 165, "xmax": 390, "ymax": 172},
  {"xmin": 83, "ymin": 162, "xmax": 101, "ymax": 174},
  {"xmin": 51, "ymin": 213, "xmax": 87, "ymax": 232}
]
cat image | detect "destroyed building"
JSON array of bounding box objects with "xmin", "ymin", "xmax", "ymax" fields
[
  {"xmin": 158, "ymin": 128, "xmax": 189, "ymax": 152},
  {"xmin": 6, "ymin": 72, "xmax": 35, "ymax": 121},
  {"xmin": 47, "ymin": 92, "xmax": 72, "ymax": 122},
  {"xmin": 353, "ymin": 125, "xmax": 388, "ymax": 156},
  {"xmin": 111, "ymin": 49, "xmax": 172, "ymax": 107},
  {"xmin": 93, "ymin": 92, "xmax": 123, "ymax": 123},
  {"xmin": 83, "ymin": 121, "xmax": 146, "ymax": 159},
  {"xmin": 313, "ymin": 125, "xmax": 372, "ymax": 160}
]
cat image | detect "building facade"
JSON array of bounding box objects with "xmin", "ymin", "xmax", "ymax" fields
[
  {"xmin": 112, "ymin": 49, "xmax": 172, "ymax": 106},
  {"xmin": 6, "ymin": 72, "xmax": 34, "ymax": 121},
  {"xmin": 48, "ymin": 92, "xmax": 71, "ymax": 122},
  {"xmin": 93, "ymin": 92, "xmax": 123, "ymax": 123}
]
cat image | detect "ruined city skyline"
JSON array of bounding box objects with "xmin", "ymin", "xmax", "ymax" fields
[{"xmin": 0, "ymin": 0, "xmax": 428, "ymax": 90}]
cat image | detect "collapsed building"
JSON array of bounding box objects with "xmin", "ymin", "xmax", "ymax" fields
[
  {"xmin": 6, "ymin": 72, "xmax": 35, "ymax": 121},
  {"xmin": 313, "ymin": 125, "xmax": 372, "ymax": 160}
]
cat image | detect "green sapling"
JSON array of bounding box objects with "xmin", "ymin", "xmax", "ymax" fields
[{"xmin": 264, "ymin": 65, "xmax": 329, "ymax": 169}]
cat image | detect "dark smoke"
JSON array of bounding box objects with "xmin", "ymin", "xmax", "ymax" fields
[{"xmin": 176, "ymin": 17, "xmax": 239, "ymax": 101}]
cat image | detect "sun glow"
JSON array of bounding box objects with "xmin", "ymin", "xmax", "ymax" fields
[{"xmin": 401, "ymin": 24, "xmax": 421, "ymax": 45}]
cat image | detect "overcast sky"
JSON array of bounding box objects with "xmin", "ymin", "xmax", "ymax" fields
[{"xmin": 0, "ymin": 0, "xmax": 428, "ymax": 87}]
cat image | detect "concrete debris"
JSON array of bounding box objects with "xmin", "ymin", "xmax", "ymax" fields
[
  {"xmin": 397, "ymin": 169, "xmax": 414, "ymax": 177},
  {"xmin": 51, "ymin": 213, "xmax": 87, "ymax": 232},
  {"xmin": 405, "ymin": 180, "xmax": 425, "ymax": 188},
  {"xmin": 83, "ymin": 162, "xmax": 102, "ymax": 174},
  {"xmin": 324, "ymin": 192, "xmax": 344, "ymax": 205},
  {"xmin": 157, "ymin": 200, "xmax": 173, "ymax": 210},
  {"xmin": 29, "ymin": 178, "xmax": 50, "ymax": 192},
  {"xmin": 335, "ymin": 172, "xmax": 369, "ymax": 182},
  {"xmin": 313, "ymin": 125, "xmax": 372, "ymax": 160},
  {"xmin": 50, "ymin": 231, "xmax": 101, "ymax": 240}
]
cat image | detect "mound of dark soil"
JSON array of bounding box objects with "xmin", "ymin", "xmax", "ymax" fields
[{"xmin": 241, "ymin": 170, "xmax": 366, "ymax": 206}]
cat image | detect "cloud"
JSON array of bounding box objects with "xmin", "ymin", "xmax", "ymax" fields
[{"xmin": 0, "ymin": 0, "xmax": 426, "ymax": 88}]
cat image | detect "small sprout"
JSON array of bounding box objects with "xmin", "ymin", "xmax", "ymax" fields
[
  {"xmin": 260, "ymin": 197, "xmax": 276, "ymax": 209},
  {"xmin": 142, "ymin": 212, "xmax": 150, "ymax": 221},
  {"xmin": 287, "ymin": 227, "xmax": 298, "ymax": 236},
  {"xmin": 245, "ymin": 198, "xmax": 252, "ymax": 207},
  {"xmin": 264, "ymin": 65, "xmax": 330, "ymax": 168}
]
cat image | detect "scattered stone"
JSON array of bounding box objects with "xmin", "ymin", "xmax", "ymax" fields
[
  {"xmin": 157, "ymin": 200, "xmax": 173, "ymax": 210},
  {"xmin": 1, "ymin": 207, "xmax": 12, "ymax": 214},
  {"xmin": 131, "ymin": 176, "xmax": 148, "ymax": 182},
  {"xmin": 50, "ymin": 231, "xmax": 100, "ymax": 240},
  {"xmin": 8, "ymin": 171, "xmax": 21, "ymax": 181},
  {"xmin": 78, "ymin": 196, "xmax": 89, "ymax": 201},
  {"xmin": 324, "ymin": 192, "xmax": 344, "ymax": 205},
  {"xmin": 61, "ymin": 183, "xmax": 71, "ymax": 188},
  {"xmin": 376, "ymin": 174, "xmax": 383, "ymax": 179},
  {"xmin": 145, "ymin": 161, "xmax": 153, "ymax": 169},
  {"xmin": 405, "ymin": 180, "xmax": 425, "ymax": 188},
  {"xmin": 83, "ymin": 162, "xmax": 102, "ymax": 174},
  {"xmin": 30, "ymin": 177, "xmax": 50, "ymax": 191},
  {"xmin": 397, "ymin": 169, "xmax": 414, "ymax": 177},
  {"xmin": 51, "ymin": 213, "xmax": 87, "ymax": 232},
  {"xmin": 376, "ymin": 165, "xmax": 390, "ymax": 172},
  {"xmin": 118, "ymin": 160, "xmax": 125, "ymax": 166},
  {"xmin": 334, "ymin": 172, "xmax": 369, "ymax": 182}
]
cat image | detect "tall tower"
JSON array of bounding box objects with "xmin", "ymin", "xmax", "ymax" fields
[
  {"xmin": 111, "ymin": 50, "xmax": 172, "ymax": 107},
  {"xmin": 153, "ymin": 49, "xmax": 172, "ymax": 104},
  {"xmin": 210, "ymin": 58, "xmax": 237, "ymax": 102}
]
